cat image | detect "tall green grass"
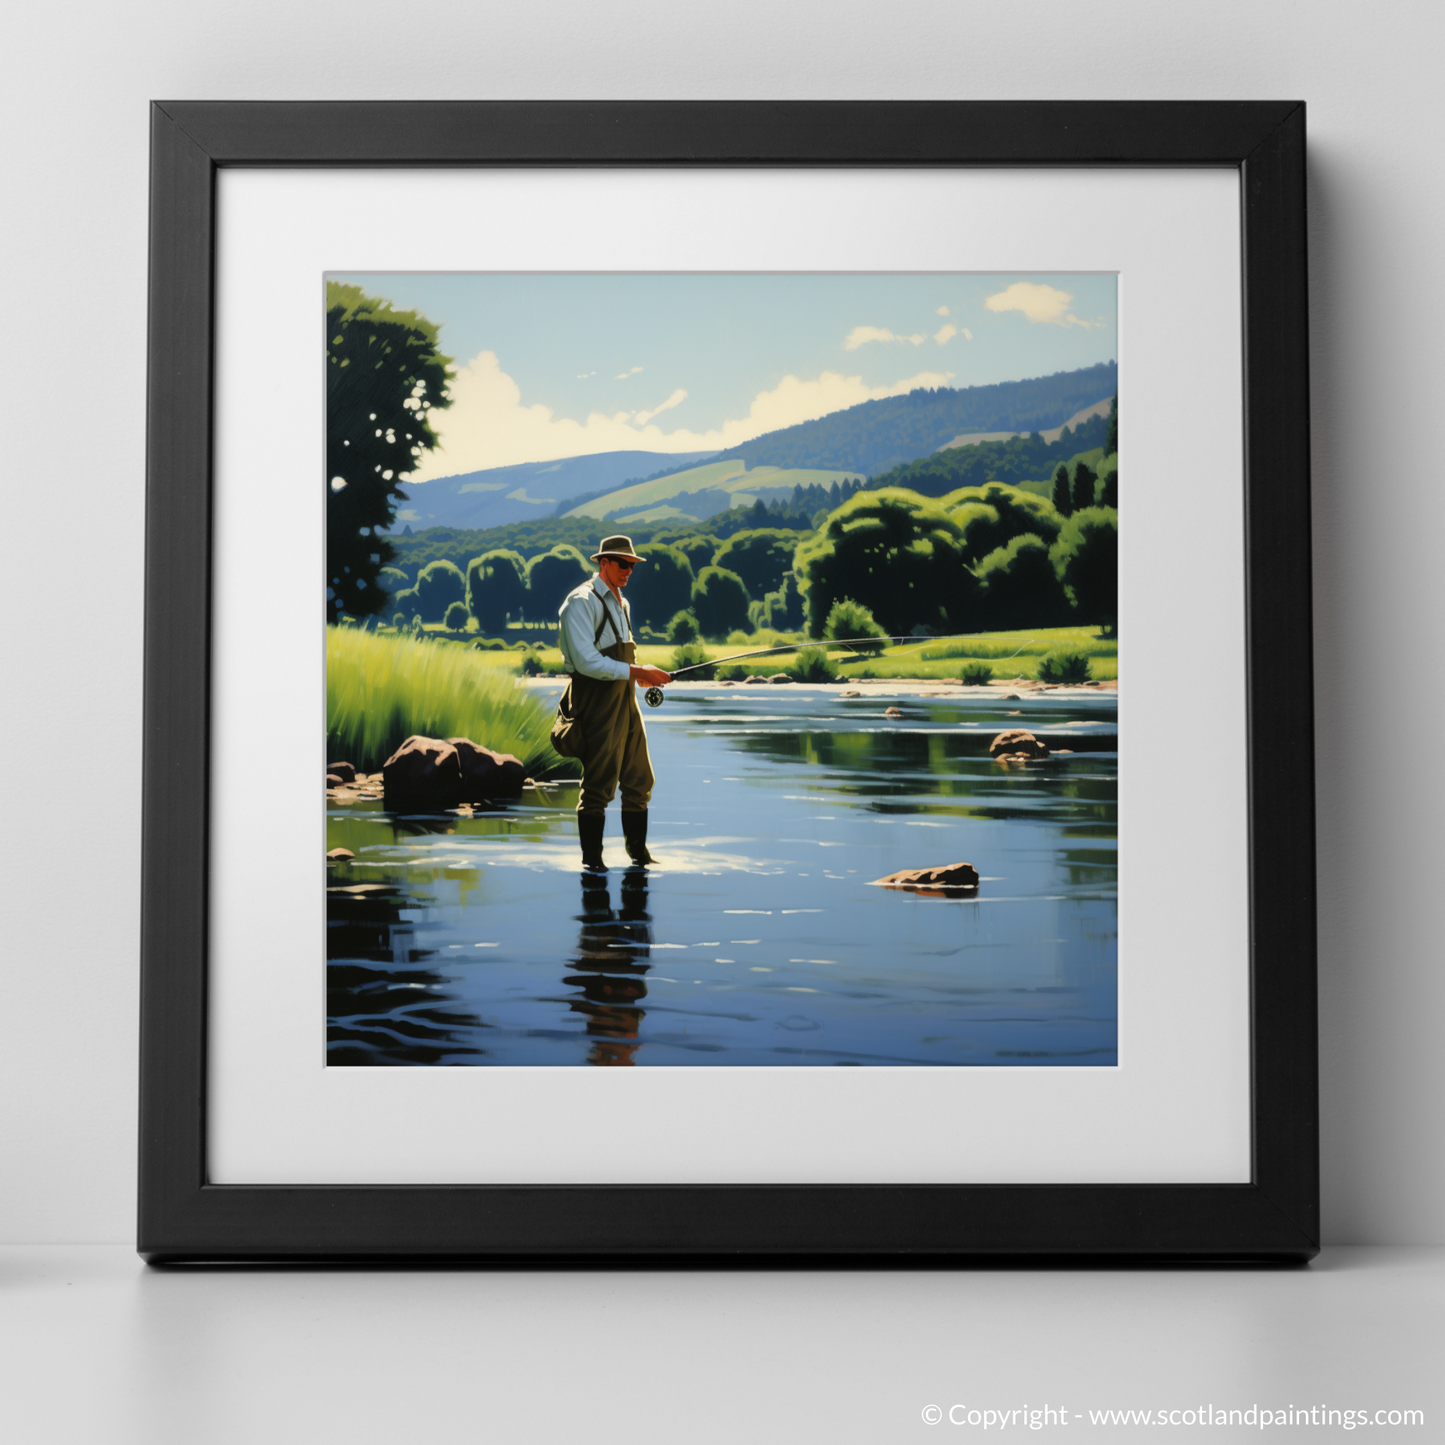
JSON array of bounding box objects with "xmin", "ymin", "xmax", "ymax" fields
[
  {"xmin": 919, "ymin": 630, "xmax": 1117, "ymax": 663},
  {"xmin": 327, "ymin": 626, "xmax": 570, "ymax": 775}
]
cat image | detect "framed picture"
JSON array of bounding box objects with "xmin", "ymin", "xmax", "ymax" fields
[{"xmin": 141, "ymin": 101, "xmax": 1316, "ymax": 1261}]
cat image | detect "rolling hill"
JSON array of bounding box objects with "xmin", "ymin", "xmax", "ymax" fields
[
  {"xmin": 563, "ymin": 460, "xmax": 864, "ymax": 524},
  {"xmin": 382, "ymin": 449, "xmax": 718, "ymax": 533},
  {"xmin": 710, "ymin": 361, "xmax": 1117, "ymax": 476}
]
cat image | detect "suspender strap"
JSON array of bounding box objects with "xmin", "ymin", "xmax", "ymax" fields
[{"xmin": 593, "ymin": 595, "xmax": 624, "ymax": 649}]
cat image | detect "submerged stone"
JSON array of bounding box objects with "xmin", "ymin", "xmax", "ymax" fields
[
  {"xmin": 989, "ymin": 729, "xmax": 1049, "ymax": 759},
  {"xmin": 874, "ymin": 862, "xmax": 980, "ymax": 891}
]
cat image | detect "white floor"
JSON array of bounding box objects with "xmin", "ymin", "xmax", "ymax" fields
[{"xmin": 1, "ymin": 1246, "xmax": 1439, "ymax": 1443}]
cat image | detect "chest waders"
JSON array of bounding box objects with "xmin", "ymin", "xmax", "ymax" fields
[{"xmin": 561, "ymin": 598, "xmax": 657, "ymax": 870}]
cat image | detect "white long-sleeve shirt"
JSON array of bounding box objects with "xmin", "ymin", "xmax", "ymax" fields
[{"xmin": 557, "ymin": 576, "xmax": 633, "ymax": 682}]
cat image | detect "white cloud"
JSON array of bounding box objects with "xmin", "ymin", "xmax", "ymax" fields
[
  {"xmin": 614, "ymin": 365, "xmax": 644, "ymax": 379},
  {"xmin": 936, "ymin": 305, "xmax": 950, "ymax": 316},
  {"xmin": 984, "ymin": 282, "xmax": 1096, "ymax": 329},
  {"xmin": 406, "ymin": 351, "xmax": 954, "ymax": 479},
  {"xmin": 576, "ymin": 370, "xmax": 595, "ymax": 379},
  {"xmin": 963, "ymin": 328, "xmax": 973, "ymax": 341},
  {"xmin": 934, "ymin": 323, "xmax": 959, "ymax": 345},
  {"xmin": 843, "ymin": 325, "xmax": 927, "ymax": 351},
  {"xmin": 633, "ymin": 388, "xmax": 688, "ymax": 426}
]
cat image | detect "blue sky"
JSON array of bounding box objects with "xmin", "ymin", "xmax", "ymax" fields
[{"xmin": 330, "ymin": 272, "xmax": 1117, "ymax": 481}]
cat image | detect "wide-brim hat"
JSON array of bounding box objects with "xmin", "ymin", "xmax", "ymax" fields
[{"xmin": 591, "ymin": 534, "xmax": 645, "ymax": 563}]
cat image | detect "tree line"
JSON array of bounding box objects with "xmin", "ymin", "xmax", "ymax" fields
[
  {"xmin": 382, "ymin": 465, "xmax": 1118, "ymax": 643},
  {"xmin": 382, "ymin": 526, "xmax": 809, "ymax": 639}
]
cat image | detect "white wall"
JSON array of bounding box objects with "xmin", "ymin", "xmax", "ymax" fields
[{"xmin": 2, "ymin": 0, "xmax": 1440, "ymax": 1245}]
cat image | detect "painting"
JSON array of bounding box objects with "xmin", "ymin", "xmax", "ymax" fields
[{"xmin": 323, "ymin": 271, "xmax": 1120, "ymax": 1069}]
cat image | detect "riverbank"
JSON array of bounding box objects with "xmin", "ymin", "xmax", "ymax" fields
[{"xmin": 522, "ymin": 676, "xmax": 1117, "ymax": 699}]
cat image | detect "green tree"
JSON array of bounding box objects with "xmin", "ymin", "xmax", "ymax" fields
[
  {"xmin": 1051, "ymin": 463, "xmax": 1073, "ymax": 518},
  {"xmin": 823, "ymin": 597, "xmax": 888, "ymax": 653},
  {"xmin": 666, "ymin": 610, "xmax": 700, "ymax": 645},
  {"xmin": 443, "ymin": 601, "xmax": 470, "ymax": 631},
  {"xmin": 326, "ymin": 281, "xmax": 452, "ymax": 623},
  {"xmin": 378, "ymin": 565, "xmax": 410, "ymax": 596},
  {"xmin": 1098, "ymin": 460, "xmax": 1118, "ymax": 509},
  {"xmin": 1071, "ymin": 461, "xmax": 1098, "ymax": 514},
  {"xmin": 944, "ymin": 483, "xmax": 1064, "ymax": 564},
  {"xmin": 1051, "ymin": 507, "xmax": 1118, "ymax": 631},
  {"xmin": 525, "ymin": 545, "xmax": 590, "ymax": 620},
  {"xmin": 466, "ymin": 549, "xmax": 527, "ymax": 635},
  {"xmin": 629, "ymin": 544, "xmax": 696, "ymax": 631},
  {"xmin": 1105, "ymin": 395, "xmax": 1118, "ymax": 456},
  {"xmin": 414, "ymin": 559, "xmax": 466, "ymax": 621},
  {"xmin": 711, "ymin": 529, "xmax": 799, "ymax": 601},
  {"xmin": 756, "ymin": 573, "xmax": 806, "ymax": 632},
  {"xmin": 976, "ymin": 535, "xmax": 1071, "ymax": 629},
  {"xmin": 794, "ymin": 488, "xmax": 978, "ymax": 637},
  {"xmin": 691, "ymin": 566, "xmax": 751, "ymax": 640},
  {"xmin": 673, "ymin": 535, "xmax": 717, "ymax": 574}
]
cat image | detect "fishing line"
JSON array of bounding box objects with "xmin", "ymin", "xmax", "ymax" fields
[{"xmin": 642, "ymin": 633, "xmax": 1020, "ymax": 706}]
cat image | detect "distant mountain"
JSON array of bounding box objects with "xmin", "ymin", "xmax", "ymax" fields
[
  {"xmin": 382, "ymin": 449, "xmax": 718, "ymax": 533},
  {"xmin": 711, "ymin": 362, "xmax": 1117, "ymax": 478},
  {"xmin": 381, "ymin": 363, "xmax": 1117, "ymax": 536}
]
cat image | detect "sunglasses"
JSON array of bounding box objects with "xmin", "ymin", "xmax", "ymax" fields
[{"xmin": 607, "ymin": 558, "xmax": 637, "ymax": 572}]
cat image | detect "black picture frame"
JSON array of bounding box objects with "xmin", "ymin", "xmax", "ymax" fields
[{"xmin": 140, "ymin": 100, "xmax": 1316, "ymax": 1263}]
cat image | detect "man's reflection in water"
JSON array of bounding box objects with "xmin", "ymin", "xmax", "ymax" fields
[{"xmin": 564, "ymin": 869, "xmax": 653, "ymax": 1066}]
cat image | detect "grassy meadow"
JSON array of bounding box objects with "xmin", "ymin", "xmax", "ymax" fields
[{"xmin": 327, "ymin": 626, "xmax": 572, "ymax": 775}]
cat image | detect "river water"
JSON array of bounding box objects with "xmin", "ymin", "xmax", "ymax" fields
[{"xmin": 326, "ymin": 684, "xmax": 1117, "ymax": 1067}]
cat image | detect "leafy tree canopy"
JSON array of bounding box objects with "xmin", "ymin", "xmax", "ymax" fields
[
  {"xmin": 975, "ymin": 534, "xmax": 1071, "ymax": 630},
  {"xmin": 628, "ymin": 544, "xmax": 696, "ymax": 631},
  {"xmin": 794, "ymin": 488, "xmax": 978, "ymax": 637},
  {"xmin": 711, "ymin": 529, "xmax": 801, "ymax": 601},
  {"xmin": 691, "ymin": 566, "xmax": 751, "ymax": 640},
  {"xmin": 466, "ymin": 549, "xmax": 527, "ymax": 635},
  {"xmin": 414, "ymin": 559, "xmax": 466, "ymax": 621},
  {"xmin": 1050, "ymin": 507, "xmax": 1118, "ymax": 631},
  {"xmin": 525, "ymin": 545, "xmax": 590, "ymax": 620},
  {"xmin": 940, "ymin": 483, "xmax": 1064, "ymax": 563},
  {"xmin": 326, "ymin": 281, "xmax": 452, "ymax": 622}
]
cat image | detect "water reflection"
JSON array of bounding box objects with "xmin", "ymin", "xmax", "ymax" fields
[
  {"xmin": 561, "ymin": 872, "xmax": 654, "ymax": 1066},
  {"xmin": 326, "ymin": 883, "xmax": 487, "ymax": 1065}
]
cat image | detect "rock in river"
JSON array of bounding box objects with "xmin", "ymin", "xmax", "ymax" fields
[
  {"xmin": 326, "ymin": 847, "xmax": 355, "ymax": 861},
  {"xmin": 382, "ymin": 734, "xmax": 527, "ymax": 806},
  {"xmin": 327, "ymin": 761, "xmax": 356, "ymax": 784},
  {"xmin": 447, "ymin": 737, "xmax": 525, "ymax": 800},
  {"xmin": 382, "ymin": 735, "xmax": 462, "ymax": 806},
  {"xmin": 874, "ymin": 862, "xmax": 980, "ymax": 890},
  {"xmin": 989, "ymin": 729, "xmax": 1050, "ymax": 759}
]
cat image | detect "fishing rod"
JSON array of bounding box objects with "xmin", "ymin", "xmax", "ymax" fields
[{"xmin": 643, "ymin": 633, "xmax": 1031, "ymax": 706}]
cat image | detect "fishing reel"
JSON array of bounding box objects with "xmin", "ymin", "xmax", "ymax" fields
[{"xmin": 644, "ymin": 686, "xmax": 665, "ymax": 708}]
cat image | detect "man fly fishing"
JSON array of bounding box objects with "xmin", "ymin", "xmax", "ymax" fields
[{"xmin": 552, "ymin": 536, "xmax": 672, "ymax": 871}]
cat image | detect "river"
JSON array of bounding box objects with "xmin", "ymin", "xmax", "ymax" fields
[{"xmin": 326, "ymin": 683, "xmax": 1117, "ymax": 1067}]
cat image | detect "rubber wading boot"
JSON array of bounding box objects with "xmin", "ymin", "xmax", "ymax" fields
[
  {"xmin": 621, "ymin": 810, "xmax": 657, "ymax": 866},
  {"xmin": 578, "ymin": 813, "xmax": 607, "ymax": 871}
]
